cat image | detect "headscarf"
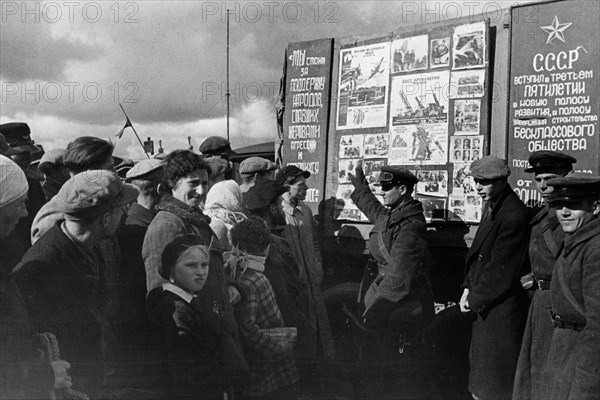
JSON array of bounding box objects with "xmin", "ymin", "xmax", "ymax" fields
[{"xmin": 0, "ymin": 155, "xmax": 28, "ymax": 208}]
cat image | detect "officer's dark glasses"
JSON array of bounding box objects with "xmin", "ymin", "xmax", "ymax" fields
[{"xmin": 378, "ymin": 171, "xmax": 394, "ymax": 183}]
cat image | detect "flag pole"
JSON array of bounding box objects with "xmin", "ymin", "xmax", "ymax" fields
[{"xmin": 119, "ymin": 103, "xmax": 150, "ymax": 159}]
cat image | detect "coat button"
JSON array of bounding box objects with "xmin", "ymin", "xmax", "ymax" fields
[{"xmin": 478, "ymin": 254, "xmax": 483, "ymax": 261}]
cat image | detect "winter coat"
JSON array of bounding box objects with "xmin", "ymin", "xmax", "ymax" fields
[
  {"xmin": 513, "ymin": 206, "xmax": 565, "ymax": 400},
  {"xmin": 12, "ymin": 222, "xmax": 108, "ymax": 398},
  {"xmin": 542, "ymin": 217, "xmax": 600, "ymax": 400},
  {"xmin": 281, "ymin": 197, "xmax": 335, "ymax": 359},
  {"xmin": 142, "ymin": 195, "xmax": 241, "ymax": 343},
  {"xmin": 463, "ymin": 186, "xmax": 530, "ymax": 400},
  {"xmin": 351, "ymin": 185, "xmax": 433, "ymax": 329},
  {"xmin": 147, "ymin": 286, "xmax": 246, "ymax": 400}
]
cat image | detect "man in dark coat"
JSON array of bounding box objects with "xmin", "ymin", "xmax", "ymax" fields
[
  {"xmin": 459, "ymin": 156, "xmax": 530, "ymax": 400},
  {"xmin": 13, "ymin": 171, "xmax": 138, "ymax": 398},
  {"xmin": 348, "ymin": 164, "xmax": 433, "ymax": 332},
  {"xmin": 513, "ymin": 151, "xmax": 576, "ymax": 400},
  {"xmin": 542, "ymin": 173, "xmax": 600, "ymax": 400}
]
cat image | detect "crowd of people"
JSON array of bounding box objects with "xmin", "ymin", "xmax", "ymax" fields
[{"xmin": 0, "ymin": 120, "xmax": 599, "ymax": 400}]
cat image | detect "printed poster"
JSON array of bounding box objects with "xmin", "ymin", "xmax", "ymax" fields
[
  {"xmin": 363, "ymin": 159, "xmax": 387, "ymax": 185},
  {"xmin": 390, "ymin": 71, "xmax": 449, "ymax": 124},
  {"xmin": 391, "ymin": 34, "xmax": 428, "ymax": 73},
  {"xmin": 336, "ymin": 184, "xmax": 366, "ymax": 222},
  {"xmin": 449, "ymin": 69, "xmax": 485, "ymax": 98},
  {"xmin": 453, "ymin": 22, "xmax": 486, "ymax": 70},
  {"xmin": 452, "ymin": 163, "xmax": 476, "ymax": 196},
  {"xmin": 415, "ymin": 170, "xmax": 449, "ymax": 197},
  {"xmin": 450, "ymin": 135, "xmax": 483, "ymax": 162},
  {"xmin": 337, "ymin": 42, "xmax": 390, "ymax": 130},
  {"xmin": 364, "ymin": 134, "xmax": 390, "ymax": 158},
  {"xmin": 448, "ymin": 194, "xmax": 482, "ymax": 222},
  {"xmin": 430, "ymin": 36, "xmax": 451, "ymax": 68},
  {"xmin": 454, "ymin": 99, "xmax": 481, "ymax": 135},
  {"xmin": 418, "ymin": 197, "xmax": 447, "ymax": 222},
  {"xmin": 339, "ymin": 135, "xmax": 364, "ymax": 158},
  {"xmin": 389, "ymin": 123, "xmax": 448, "ymax": 165},
  {"xmin": 338, "ymin": 159, "xmax": 358, "ymax": 184}
]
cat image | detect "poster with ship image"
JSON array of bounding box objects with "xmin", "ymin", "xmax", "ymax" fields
[
  {"xmin": 449, "ymin": 70, "xmax": 485, "ymax": 98},
  {"xmin": 390, "ymin": 71, "xmax": 449, "ymax": 124},
  {"xmin": 336, "ymin": 41, "xmax": 390, "ymax": 130}
]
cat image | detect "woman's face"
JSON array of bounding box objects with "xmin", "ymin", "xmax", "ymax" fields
[
  {"xmin": 171, "ymin": 245, "xmax": 210, "ymax": 293},
  {"xmin": 171, "ymin": 169, "xmax": 209, "ymax": 209}
]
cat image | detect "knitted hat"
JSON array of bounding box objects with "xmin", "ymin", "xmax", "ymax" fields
[
  {"xmin": 230, "ymin": 216, "xmax": 271, "ymax": 256},
  {"xmin": 160, "ymin": 234, "xmax": 212, "ymax": 280},
  {"xmin": 0, "ymin": 155, "xmax": 29, "ymax": 208}
]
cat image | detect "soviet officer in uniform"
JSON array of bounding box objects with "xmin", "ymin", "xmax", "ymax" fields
[
  {"xmin": 348, "ymin": 164, "xmax": 433, "ymax": 334},
  {"xmin": 542, "ymin": 173, "xmax": 600, "ymax": 400},
  {"xmin": 513, "ymin": 151, "xmax": 576, "ymax": 400},
  {"xmin": 459, "ymin": 156, "xmax": 530, "ymax": 400}
]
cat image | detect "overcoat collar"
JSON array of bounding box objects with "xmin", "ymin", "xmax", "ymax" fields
[
  {"xmin": 387, "ymin": 198, "xmax": 424, "ymax": 228},
  {"xmin": 562, "ymin": 216, "xmax": 600, "ymax": 256},
  {"xmin": 468, "ymin": 185, "xmax": 512, "ymax": 255},
  {"xmin": 157, "ymin": 194, "xmax": 211, "ymax": 229}
]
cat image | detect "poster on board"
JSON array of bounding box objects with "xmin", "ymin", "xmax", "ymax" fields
[
  {"xmin": 452, "ymin": 22, "xmax": 486, "ymax": 70},
  {"xmin": 450, "ymin": 135, "xmax": 483, "ymax": 162},
  {"xmin": 364, "ymin": 134, "xmax": 390, "ymax": 158},
  {"xmin": 389, "ymin": 123, "xmax": 448, "ymax": 165},
  {"xmin": 449, "ymin": 69, "xmax": 485, "ymax": 98},
  {"xmin": 415, "ymin": 170, "xmax": 449, "ymax": 197},
  {"xmin": 454, "ymin": 99, "xmax": 481, "ymax": 135},
  {"xmin": 339, "ymin": 135, "xmax": 365, "ymax": 158},
  {"xmin": 430, "ymin": 36, "xmax": 451, "ymax": 68},
  {"xmin": 391, "ymin": 34, "xmax": 429, "ymax": 73},
  {"xmin": 337, "ymin": 41, "xmax": 390, "ymax": 130},
  {"xmin": 508, "ymin": 0, "xmax": 599, "ymax": 207},
  {"xmin": 390, "ymin": 71, "xmax": 450, "ymax": 124}
]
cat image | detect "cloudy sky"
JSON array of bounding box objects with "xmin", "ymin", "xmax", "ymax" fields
[{"xmin": 1, "ymin": 0, "xmax": 535, "ymax": 159}]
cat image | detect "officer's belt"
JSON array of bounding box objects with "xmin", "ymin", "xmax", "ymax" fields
[
  {"xmin": 537, "ymin": 279, "xmax": 551, "ymax": 291},
  {"xmin": 549, "ymin": 311, "xmax": 586, "ymax": 331}
]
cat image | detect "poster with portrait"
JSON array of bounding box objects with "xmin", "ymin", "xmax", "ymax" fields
[
  {"xmin": 391, "ymin": 34, "xmax": 428, "ymax": 73},
  {"xmin": 364, "ymin": 134, "xmax": 390, "ymax": 158},
  {"xmin": 449, "ymin": 69, "xmax": 485, "ymax": 98},
  {"xmin": 390, "ymin": 71, "xmax": 450, "ymax": 124},
  {"xmin": 452, "ymin": 163, "xmax": 476, "ymax": 196},
  {"xmin": 452, "ymin": 22, "xmax": 485, "ymax": 70},
  {"xmin": 337, "ymin": 41, "xmax": 390, "ymax": 130},
  {"xmin": 464, "ymin": 194, "xmax": 483, "ymax": 223},
  {"xmin": 418, "ymin": 197, "xmax": 447, "ymax": 222},
  {"xmin": 339, "ymin": 135, "xmax": 364, "ymax": 159},
  {"xmin": 338, "ymin": 159, "xmax": 358, "ymax": 184},
  {"xmin": 450, "ymin": 135, "xmax": 482, "ymax": 162},
  {"xmin": 363, "ymin": 159, "xmax": 387, "ymax": 185},
  {"xmin": 430, "ymin": 36, "xmax": 450, "ymax": 68},
  {"xmin": 389, "ymin": 123, "xmax": 448, "ymax": 165},
  {"xmin": 454, "ymin": 99, "xmax": 480, "ymax": 135},
  {"xmin": 415, "ymin": 170, "xmax": 449, "ymax": 197}
]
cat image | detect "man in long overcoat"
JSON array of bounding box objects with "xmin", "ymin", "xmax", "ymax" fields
[
  {"xmin": 542, "ymin": 173, "xmax": 600, "ymax": 400},
  {"xmin": 459, "ymin": 156, "xmax": 530, "ymax": 400},
  {"xmin": 513, "ymin": 151, "xmax": 575, "ymax": 400}
]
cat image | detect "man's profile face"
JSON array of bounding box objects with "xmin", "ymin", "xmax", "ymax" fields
[
  {"xmin": 475, "ymin": 178, "xmax": 505, "ymax": 202},
  {"xmin": 534, "ymin": 172, "xmax": 562, "ymax": 200},
  {"xmin": 288, "ymin": 176, "xmax": 308, "ymax": 201}
]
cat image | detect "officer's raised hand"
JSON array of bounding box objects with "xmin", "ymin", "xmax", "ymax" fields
[{"xmin": 348, "ymin": 162, "xmax": 367, "ymax": 188}]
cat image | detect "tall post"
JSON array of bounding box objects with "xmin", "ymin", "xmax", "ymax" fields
[{"xmin": 226, "ymin": 8, "xmax": 230, "ymax": 142}]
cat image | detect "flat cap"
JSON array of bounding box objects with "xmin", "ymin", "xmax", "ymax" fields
[
  {"xmin": 470, "ymin": 156, "xmax": 510, "ymax": 180},
  {"xmin": 240, "ymin": 157, "xmax": 277, "ymax": 175},
  {"xmin": 56, "ymin": 170, "xmax": 139, "ymax": 220},
  {"xmin": 525, "ymin": 151, "xmax": 576, "ymax": 173},
  {"xmin": 378, "ymin": 166, "xmax": 418, "ymax": 187},
  {"xmin": 38, "ymin": 149, "xmax": 65, "ymax": 174},
  {"xmin": 0, "ymin": 122, "xmax": 38, "ymax": 153},
  {"xmin": 243, "ymin": 180, "xmax": 288, "ymax": 211},
  {"xmin": 199, "ymin": 136, "xmax": 236, "ymax": 156},
  {"xmin": 275, "ymin": 165, "xmax": 310, "ymax": 184},
  {"xmin": 126, "ymin": 158, "xmax": 165, "ymax": 181},
  {"xmin": 547, "ymin": 172, "xmax": 600, "ymax": 203}
]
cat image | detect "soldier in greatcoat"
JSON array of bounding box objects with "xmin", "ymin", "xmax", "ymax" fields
[
  {"xmin": 541, "ymin": 173, "xmax": 600, "ymax": 400},
  {"xmin": 459, "ymin": 156, "xmax": 530, "ymax": 400},
  {"xmin": 513, "ymin": 151, "xmax": 576, "ymax": 400}
]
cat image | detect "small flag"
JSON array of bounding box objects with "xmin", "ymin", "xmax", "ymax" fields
[{"xmin": 116, "ymin": 118, "xmax": 132, "ymax": 139}]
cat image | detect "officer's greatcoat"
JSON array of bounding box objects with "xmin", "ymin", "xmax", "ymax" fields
[
  {"xmin": 542, "ymin": 217, "xmax": 600, "ymax": 400},
  {"xmin": 463, "ymin": 186, "xmax": 530, "ymax": 400}
]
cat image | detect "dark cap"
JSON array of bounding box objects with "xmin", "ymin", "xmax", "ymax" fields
[
  {"xmin": 126, "ymin": 158, "xmax": 165, "ymax": 181},
  {"xmin": 38, "ymin": 149, "xmax": 65, "ymax": 174},
  {"xmin": 525, "ymin": 151, "xmax": 576, "ymax": 173},
  {"xmin": 0, "ymin": 122, "xmax": 38, "ymax": 154},
  {"xmin": 243, "ymin": 180, "xmax": 288, "ymax": 211},
  {"xmin": 547, "ymin": 172, "xmax": 600, "ymax": 203},
  {"xmin": 377, "ymin": 166, "xmax": 418, "ymax": 188},
  {"xmin": 160, "ymin": 234, "xmax": 213, "ymax": 280},
  {"xmin": 470, "ymin": 156, "xmax": 510, "ymax": 180},
  {"xmin": 56, "ymin": 170, "xmax": 139, "ymax": 220},
  {"xmin": 240, "ymin": 157, "xmax": 277, "ymax": 175},
  {"xmin": 0, "ymin": 134, "xmax": 18, "ymax": 156},
  {"xmin": 199, "ymin": 136, "xmax": 236, "ymax": 156},
  {"xmin": 275, "ymin": 165, "xmax": 310, "ymax": 184}
]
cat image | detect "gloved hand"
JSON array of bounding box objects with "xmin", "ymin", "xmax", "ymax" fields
[{"xmin": 347, "ymin": 161, "xmax": 368, "ymax": 188}]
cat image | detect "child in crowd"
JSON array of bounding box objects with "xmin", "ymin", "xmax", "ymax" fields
[
  {"xmin": 229, "ymin": 217, "xmax": 299, "ymax": 399},
  {"xmin": 147, "ymin": 234, "xmax": 247, "ymax": 400}
]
